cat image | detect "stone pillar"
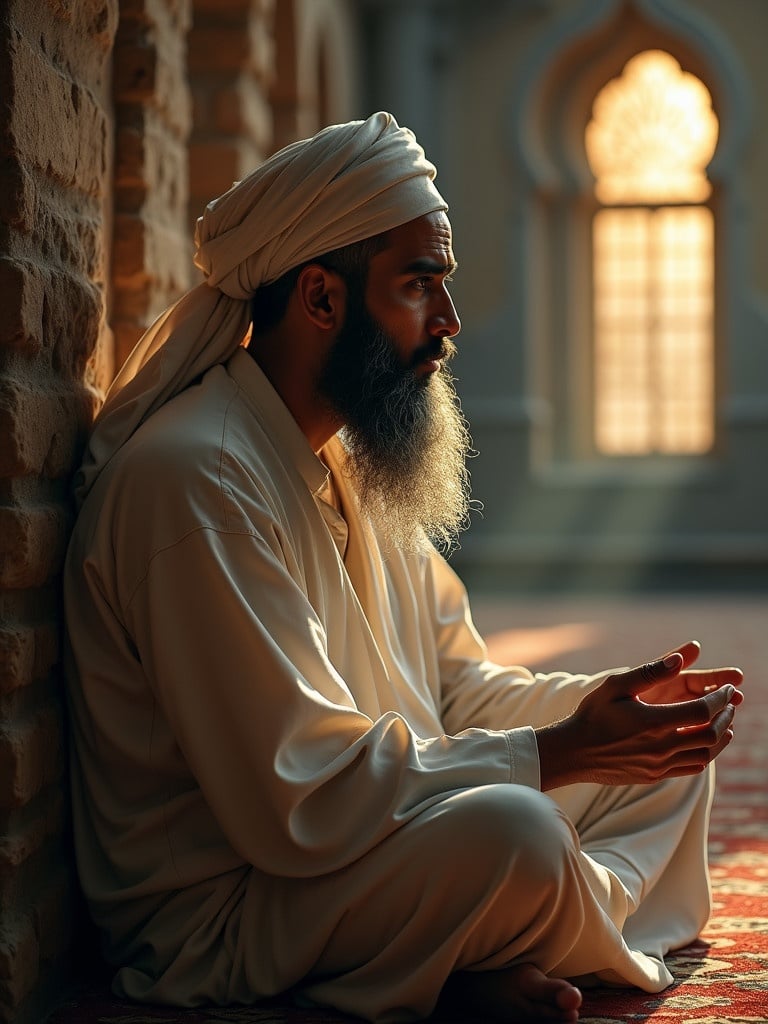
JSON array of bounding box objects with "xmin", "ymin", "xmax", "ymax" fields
[
  {"xmin": 0, "ymin": 3, "xmax": 118, "ymax": 1023},
  {"xmin": 363, "ymin": 0, "xmax": 450, "ymax": 164},
  {"xmin": 111, "ymin": 0, "xmax": 194, "ymax": 368},
  {"xmin": 187, "ymin": 0, "xmax": 275, "ymax": 247}
]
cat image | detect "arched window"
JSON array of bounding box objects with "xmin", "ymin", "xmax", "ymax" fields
[{"xmin": 585, "ymin": 50, "xmax": 719, "ymax": 455}]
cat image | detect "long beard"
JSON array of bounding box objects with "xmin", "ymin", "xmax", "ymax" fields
[{"xmin": 317, "ymin": 298, "xmax": 472, "ymax": 554}]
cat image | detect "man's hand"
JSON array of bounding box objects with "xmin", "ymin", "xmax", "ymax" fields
[
  {"xmin": 640, "ymin": 639, "xmax": 740, "ymax": 704},
  {"xmin": 536, "ymin": 640, "xmax": 744, "ymax": 792}
]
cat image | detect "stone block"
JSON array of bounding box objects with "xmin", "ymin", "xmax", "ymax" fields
[
  {"xmin": 0, "ymin": 258, "xmax": 44, "ymax": 355},
  {"xmin": 6, "ymin": 35, "xmax": 108, "ymax": 194},
  {"xmin": 0, "ymin": 793, "xmax": 64, "ymax": 883},
  {"xmin": 0, "ymin": 160, "xmax": 35, "ymax": 236},
  {"xmin": 0, "ymin": 625, "xmax": 35, "ymax": 694},
  {"xmin": 212, "ymin": 79, "xmax": 266, "ymax": 140},
  {"xmin": 149, "ymin": 0, "xmax": 193, "ymax": 34},
  {"xmin": 0, "ymin": 708, "xmax": 63, "ymax": 812},
  {"xmin": 114, "ymin": 4, "xmax": 191, "ymax": 134},
  {"xmin": 0, "ymin": 377, "xmax": 87, "ymax": 480},
  {"xmin": 0, "ymin": 380, "xmax": 52, "ymax": 478},
  {"xmin": 112, "ymin": 41, "xmax": 158, "ymax": 102},
  {"xmin": 113, "ymin": 123, "xmax": 147, "ymax": 192},
  {"xmin": 48, "ymin": 278, "xmax": 104, "ymax": 383},
  {"xmin": 0, "ymin": 504, "xmax": 68, "ymax": 590},
  {"xmin": 112, "ymin": 213, "xmax": 148, "ymax": 280},
  {"xmin": 15, "ymin": 0, "xmax": 118, "ymax": 76},
  {"xmin": 188, "ymin": 26, "xmax": 251, "ymax": 73},
  {"xmin": 0, "ymin": 913, "xmax": 38, "ymax": 1016},
  {"xmin": 141, "ymin": 126, "xmax": 189, "ymax": 223},
  {"xmin": 188, "ymin": 140, "xmax": 245, "ymax": 202}
]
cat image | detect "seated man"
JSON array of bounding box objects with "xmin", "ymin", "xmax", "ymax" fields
[{"xmin": 64, "ymin": 112, "xmax": 743, "ymax": 1024}]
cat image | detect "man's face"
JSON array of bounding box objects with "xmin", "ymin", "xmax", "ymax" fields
[
  {"xmin": 363, "ymin": 209, "xmax": 461, "ymax": 374},
  {"xmin": 316, "ymin": 213, "xmax": 471, "ymax": 554}
]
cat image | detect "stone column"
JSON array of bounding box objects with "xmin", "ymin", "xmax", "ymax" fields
[{"xmin": 0, "ymin": 3, "xmax": 118, "ymax": 1022}]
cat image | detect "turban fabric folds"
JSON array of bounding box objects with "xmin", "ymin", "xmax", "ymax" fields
[{"xmin": 74, "ymin": 112, "xmax": 447, "ymax": 507}]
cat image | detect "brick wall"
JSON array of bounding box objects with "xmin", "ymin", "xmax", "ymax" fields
[
  {"xmin": 111, "ymin": 0, "xmax": 194, "ymax": 370},
  {"xmin": 0, "ymin": 2, "xmax": 357, "ymax": 1019},
  {"xmin": 0, "ymin": 3, "xmax": 118, "ymax": 1023},
  {"xmin": 188, "ymin": 0, "xmax": 275, "ymax": 242}
]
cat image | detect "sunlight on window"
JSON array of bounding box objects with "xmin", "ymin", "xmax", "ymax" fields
[
  {"xmin": 586, "ymin": 50, "xmax": 718, "ymax": 204},
  {"xmin": 586, "ymin": 50, "xmax": 718, "ymax": 456}
]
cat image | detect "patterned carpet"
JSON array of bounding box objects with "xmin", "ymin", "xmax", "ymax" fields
[
  {"xmin": 578, "ymin": 678, "xmax": 768, "ymax": 1023},
  {"xmin": 50, "ymin": 595, "xmax": 768, "ymax": 1024}
]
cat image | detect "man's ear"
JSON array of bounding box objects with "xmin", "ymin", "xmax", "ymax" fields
[{"xmin": 296, "ymin": 264, "xmax": 346, "ymax": 331}]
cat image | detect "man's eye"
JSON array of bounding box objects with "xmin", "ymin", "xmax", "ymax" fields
[{"xmin": 411, "ymin": 277, "xmax": 431, "ymax": 291}]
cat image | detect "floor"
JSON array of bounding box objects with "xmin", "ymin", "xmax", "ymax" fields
[
  {"xmin": 51, "ymin": 587, "xmax": 768, "ymax": 1024},
  {"xmin": 467, "ymin": 587, "xmax": 764, "ymax": 687}
]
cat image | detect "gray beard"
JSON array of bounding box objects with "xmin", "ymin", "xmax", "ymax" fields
[{"xmin": 317, "ymin": 297, "xmax": 472, "ymax": 554}]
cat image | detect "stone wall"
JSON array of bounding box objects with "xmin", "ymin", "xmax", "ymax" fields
[
  {"xmin": 0, "ymin": 1, "xmax": 357, "ymax": 1019},
  {"xmin": 0, "ymin": 3, "xmax": 118, "ymax": 1022},
  {"xmin": 112, "ymin": 0, "xmax": 193, "ymax": 369},
  {"xmin": 0, "ymin": 1, "xmax": 199, "ymax": 1020},
  {"xmin": 188, "ymin": 0, "xmax": 275, "ymax": 241}
]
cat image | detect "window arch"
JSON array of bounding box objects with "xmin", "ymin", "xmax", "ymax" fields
[{"xmin": 586, "ymin": 50, "xmax": 719, "ymax": 456}]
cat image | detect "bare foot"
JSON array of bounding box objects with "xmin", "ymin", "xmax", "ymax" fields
[{"xmin": 440, "ymin": 962, "xmax": 582, "ymax": 1022}]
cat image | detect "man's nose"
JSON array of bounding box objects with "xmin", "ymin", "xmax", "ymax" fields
[{"xmin": 430, "ymin": 292, "xmax": 461, "ymax": 339}]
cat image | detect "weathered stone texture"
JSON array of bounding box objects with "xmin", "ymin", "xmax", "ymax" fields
[
  {"xmin": 188, "ymin": 0, "xmax": 274, "ymax": 237},
  {"xmin": 0, "ymin": 621, "xmax": 58, "ymax": 695},
  {"xmin": 0, "ymin": 0, "xmax": 288, "ymax": 1019},
  {"xmin": 112, "ymin": 0, "xmax": 193, "ymax": 364},
  {"xmin": 0, "ymin": 708, "xmax": 63, "ymax": 813},
  {"xmin": 0, "ymin": 1, "xmax": 117, "ymax": 1021}
]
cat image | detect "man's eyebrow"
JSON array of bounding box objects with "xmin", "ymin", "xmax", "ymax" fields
[{"xmin": 402, "ymin": 257, "xmax": 458, "ymax": 276}]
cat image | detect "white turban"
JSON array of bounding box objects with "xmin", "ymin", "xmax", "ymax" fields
[{"xmin": 74, "ymin": 112, "xmax": 447, "ymax": 507}]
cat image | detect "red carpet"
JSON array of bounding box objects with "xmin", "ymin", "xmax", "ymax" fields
[{"xmin": 579, "ymin": 688, "xmax": 768, "ymax": 1023}]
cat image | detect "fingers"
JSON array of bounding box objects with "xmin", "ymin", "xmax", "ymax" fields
[
  {"xmin": 607, "ymin": 641, "xmax": 743, "ymax": 703},
  {"xmin": 665, "ymin": 701, "xmax": 737, "ymax": 774},
  {"xmin": 626, "ymin": 695, "xmax": 737, "ymax": 781},
  {"xmin": 607, "ymin": 651, "xmax": 684, "ymax": 699},
  {"xmin": 663, "ymin": 639, "xmax": 701, "ymax": 670},
  {"xmin": 676, "ymin": 683, "xmax": 737, "ymax": 728},
  {"xmin": 683, "ymin": 666, "xmax": 745, "ymax": 697},
  {"xmin": 570, "ymin": 642, "xmax": 743, "ymax": 787},
  {"xmin": 636, "ymin": 683, "xmax": 739, "ymax": 759}
]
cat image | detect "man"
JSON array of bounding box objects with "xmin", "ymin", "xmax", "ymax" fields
[{"xmin": 64, "ymin": 112, "xmax": 743, "ymax": 1024}]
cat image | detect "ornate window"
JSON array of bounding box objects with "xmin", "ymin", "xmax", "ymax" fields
[{"xmin": 585, "ymin": 50, "xmax": 719, "ymax": 455}]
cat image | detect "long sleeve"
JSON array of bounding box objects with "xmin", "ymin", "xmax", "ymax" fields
[
  {"xmin": 424, "ymin": 550, "xmax": 614, "ymax": 759},
  {"xmin": 124, "ymin": 522, "xmax": 521, "ymax": 879}
]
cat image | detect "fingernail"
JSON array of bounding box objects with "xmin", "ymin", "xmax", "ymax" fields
[{"xmin": 663, "ymin": 654, "xmax": 680, "ymax": 668}]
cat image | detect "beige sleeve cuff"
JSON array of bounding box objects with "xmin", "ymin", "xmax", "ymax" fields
[{"xmin": 506, "ymin": 725, "xmax": 541, "ymax": 790}]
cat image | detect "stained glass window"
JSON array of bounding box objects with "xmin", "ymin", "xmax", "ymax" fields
[{"xmin": 585, "ymin": 50, "xmax": 719, "ymax": 455}]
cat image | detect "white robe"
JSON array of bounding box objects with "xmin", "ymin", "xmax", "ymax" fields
[{"xmin": 63, "ymin": 348, "xmax": 713, "ymax": 1021}]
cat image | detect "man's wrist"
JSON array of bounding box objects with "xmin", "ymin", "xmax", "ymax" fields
[{"xmin": 535, "ymin": 719, "xmax": 580, "ymax": 792}]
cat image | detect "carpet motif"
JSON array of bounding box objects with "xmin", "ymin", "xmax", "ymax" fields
[{"xmin": 579, "ymin": 691, "xmax": 768, "ymax": 1024}]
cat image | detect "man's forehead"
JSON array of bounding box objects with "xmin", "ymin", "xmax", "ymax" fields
[{"xmin": 377, "ymin": 211, "xmax": 456, "ymax": 272}]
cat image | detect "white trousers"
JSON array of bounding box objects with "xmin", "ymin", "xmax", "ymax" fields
[{"xmin": 234, "ymin": 765, "xmax": 714, "ymax": 1022}]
